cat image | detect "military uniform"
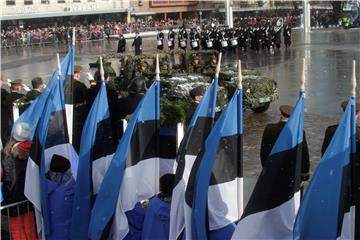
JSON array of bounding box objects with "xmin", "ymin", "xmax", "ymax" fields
[
  {"xmin": 178, "ymin": 29, "xmax": 188, "ymax": 50},
  {"xmin": 167, "ymin": 30, "xmax": 175, "ymax": 50},
  {"xmin": 117, "ymin": 35, "xmax": 126, "ymax": 53},
  {"xmin": 71, "ymin": 67, "xmax": 88, "ymax": 152},
  {"xmin": 3, "ymin": 91, "xmax": 24, "ymax": 142},
  {"xmin": 189, "ymin": 29, "xmax": 200, "ymax": 51},
  {"xmin": 283, "ymin": 25, "xmax": 292, "ymax": 48},
  {"xmin": 132, "ymin": 35, "xmax": 142, "ymax": 56},
  {"xmin": 260, "ymin": 107, "xmax": 310, "ymax": 181},
  {"xmin": 322, "ymin": 125, "xmax": 360, "ymax": 236},
  {"xmin": 322, "ymin": 125, "xmax": 360, "ymax": 156},
  {"xmin": 15, "ymin": 89, "xmax": 42, "ymax": 112},
  {"xmin": 157, "ymin": 31, "xmax": 164, "ymax": 50},
  {"xmin": 1, "ymin": 87, "xmax": 10, "ymax": 142},
  {"xmin": 202, "ymin": 55, "xmax": 217, "ymax": 77},
  {"xmin": 187, "ymin": 54, "xmax": 202, "ymax": 74},
  {"xmin": 24, "ymin": 89, "xmax": 41, "ymax": 102}
]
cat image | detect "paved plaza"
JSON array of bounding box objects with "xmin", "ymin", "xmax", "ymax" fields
[{"xmin": 2, "ymin": 28, "xmax": 360, "ymax": 202}]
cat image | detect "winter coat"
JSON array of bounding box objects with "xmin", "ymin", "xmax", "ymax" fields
[
  {"xmin": 1, "ymin": 149, "xmax": 31, "ymax": 216},
  {"xmin": 142, "ymin": 196, "xmax": 171, "ymax": 240},
  {"xmin": 46, "ymin": 175, "xmax": 75, "ymax": 240}
]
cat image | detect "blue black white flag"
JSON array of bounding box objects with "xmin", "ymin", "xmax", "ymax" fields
[
  {"xmin": 24, "ymin": 77, "xmax": 78, "ymax": 238},
  {"xmin": 169, "ymin": 79, "xmax": 218, "ymax": 240},
  {"xmin": 88, "ymin": 80, "xmax": 160, "ymax": 240},
  {"xmin": 232, "ymin": 92, "xmax": 305, "ymax": 239},
  {"xmin": 190, "ymin": 86, "xmax": 243, "ymax": 240},
  {"xmin": 70, "ymin": 80, "xmax": 115, "ymax": 239},
  {"xmin": 13, "ymin": 46, "xmax": 74, "ymax": 140},
  {"xmin": 293, "ymin": 97, "xmax": 356, "ymax": 239},
  {"xmin": 60, "ymin": 46, "xmax": 75, "ymax": 144}
]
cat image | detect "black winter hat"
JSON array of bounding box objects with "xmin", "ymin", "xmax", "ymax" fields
[
  {"xmin": 128, "ymin": 76, "xmax": 146, "ymax": 93},
  {"xmin": 160, "ymin": 174, "xmax": 175, "ymax": 197},
  {"xmin": 190, "ymin": 85, "xmax": 206, "ymax": 100},
  {"xmin": 50, "ymin": 154, "xmax": 71, "ymax": 173}
]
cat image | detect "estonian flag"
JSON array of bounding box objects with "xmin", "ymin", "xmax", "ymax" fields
[
  {"xmin": 88, "ymin": 80, "xmax": 160, "ymax": 240},
  {"xmin": 190, "ymin": 86, "xmax": 243, "ymax": 240},
  {"xmin": 232, "ymin": 91, "xmax": 305, "ymax": 239},
  {"xmin": 13, "ymin": 46, "xmax": 74, "ymax": 140},
  {"xmin": 293, "ymin": 97, "xmax": 356, "ymax": 239},
  {"xmin": 60, "ymin": 46, "xmax": 75, "ymax": 144},
  {"xmin": 169, "ymin": 79, "xmax": 218, "ymax": 240},
  {"xmin": 24, "ymin": 77, "xmax": 78, "ymax": 238},
  {"xmin": 70, "ymin": 80, "xmax": 116, "ymax": 239}
]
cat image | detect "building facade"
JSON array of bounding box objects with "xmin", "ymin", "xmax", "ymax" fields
[{"xmin": 1, "ymin": 0, "xmax": 220, "ymax": 22}]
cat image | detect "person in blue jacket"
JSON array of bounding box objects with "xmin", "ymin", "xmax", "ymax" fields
[
  {"xmin": 142, "ymin": 174, "xmax": 175, "ymax": 240},
  {"xmin": 46, "ymin": 154, "xmax": 75, "ymax": 240}
]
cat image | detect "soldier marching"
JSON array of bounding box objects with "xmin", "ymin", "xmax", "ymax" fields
[{"xmin": 153, "ymin": 19, "xmax": 292, "ymax": 54}]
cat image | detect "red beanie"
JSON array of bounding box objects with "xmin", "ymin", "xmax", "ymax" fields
[{"xmin": 16, "ymin": 141, "xmax": 32, "ymax": 152}]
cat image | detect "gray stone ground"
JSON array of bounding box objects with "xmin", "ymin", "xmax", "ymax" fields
[{"xmin": 2, "ymin": 28, "xmax": 360, "ymax": 202}]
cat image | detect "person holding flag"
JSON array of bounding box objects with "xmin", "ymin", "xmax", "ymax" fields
[
  {"xmin": 260, "ymin": 104, "xmax": 310, "ymax": 182},
  {"xmin": 142, "ymin": 173, "xmax": 176, "ymax": 239},
  {"xmin": 24, "ymin": 51, "xmax": 79, "ymax": 239},
  {"xmin": 190, "ymin": 60, "xmax": 244, "ymax": 240},
  {"xmin": 88, "ymin": 55, "xmax": 161, "ymax": 240},
  {"xmin": 232, "ymin": 58, "xmax": 308, "ymax": 239},
  {"xmin": 70, "ymin": 57, "xmax": 116, "ymax": 239},
  {"xmin": 169, "ymin": 53, "xmax": 221, "ymax": 240},
  {"xmin": 294, "ymin": 60, "xmax": 358, "ymax": 239}
]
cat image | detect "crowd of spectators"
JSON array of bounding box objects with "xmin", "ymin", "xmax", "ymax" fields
[
  {"xmin": 1, "ymin": 18, "xmax": 200, "ymax": 48},
  {"xmin": 1, "ymin": 15, "xmax": 300, "ymax": 48},
  {"xmin": 233, "ymin": 15, "xmax": 301, "ymax": 28}
]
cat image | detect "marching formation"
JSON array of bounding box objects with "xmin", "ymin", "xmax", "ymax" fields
[
  {"xmin": 1, "ymin": 32, "xmax": 359, "ymax": 240},
  {"xmin": 155, "ymin": 22, "xmax": 292, "ymax": 54}
]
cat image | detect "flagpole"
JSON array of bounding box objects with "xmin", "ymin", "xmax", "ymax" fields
[
  {"xmin": 351, "ymin": 60, "xmax": 356, "ymax": 97},
  {"xmin": 99, "ymin": 56, "xmax": 105, "ymax": 81},
  {"xmin": 238, "ymin": 60, "xmax": 242, "ymax": 89},
  {"xmin": 57, "ymin": 53, "xmax": 62, "ymax": 79},
  {"xmin": 352, "ymin": 59, "xmax": 359, "ymax": 240},
  {"xmin": 237, "ymin": 59, "xmax": 244, "ymax": 217},
  {"xmin": 155, "ymin": 54, "xmax": 160, "ymax": 80},
  {"xmin": 301, "ymin": 58, "xmax": 306, "ymax": 92},
  {"xmin": 155, "ymin": 53, "xmax": 160, "ymax": 193},
  {"xmin": 72, "ymin": 27, "xmax": 76, "ymax": 47},
  {"xmin": 215, "ymin": 52, "xmax": 222, "ymax": 79}
]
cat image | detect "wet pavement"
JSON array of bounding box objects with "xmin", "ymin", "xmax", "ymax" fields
[{"xmin": 2, "ymin": 29, "xmax": 360, "ymax": 195}]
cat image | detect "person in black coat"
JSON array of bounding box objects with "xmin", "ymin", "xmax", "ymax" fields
[
  {"xmin": 321, "ymin": 101, "xmax": 360, "ymax": 156},
  {"xmin": 117, "ymin": 34, "xmax": 126, "ymax": 53},
  {"xmin": 116, "ymin": 76, "xmax": 147, "ymax": 120},
  {"xmin": 16, "ymin": 77, "xmax": 45, "ymax": 113},
  {"xmin": 1, "ymin": 122, "xmax": 36, "ymax": 239},
  {"xmin": 260, "ymin": 105, "xmax": 310, "ymax": 181},
  {"xmin": 26, "ymin": 77, "xmax": 44, "ymax": 101},
  {"xmin": 178, "ymin": 27, "xmax": 188, "ymax": 50},
  {"xmin": 86, "ymin": 70, "xmax": 120, "ymax": 146},
  {"xmin": 167, "ymin": 28, "xmax": 175, "ymax": 50},
  {"xmin": 283, "ymin": 24, "xmax": 292, "ymax": 48},
  {"xmin": 272, "ymin": 26, "xmax": 282, "ymax": 49},
  {"xmin": 157, "ymin": 30, "xmax": 164, "ymax": 50},
  {"xmin": 132, "ymin": 31, "xmax": 142, "ymax": 56},
  {"xmin": 237, "ymin": 27, "xmax": 247, "ymax": 52},
  {"xmin": 71, "ymin": 66, "xmax": 88, "ymax": 153},
  {"xmin": 190, "ymin": 28, "xmax": 200, "ymax": 51},
  {"xmin": 186, "ymin": 85, "xmax": 206, "ymax": 126},
  {"xmin": 3, "ymin": 79, "xmax": 25, "ymax": 143},
  {"xmin": 321, "ymin": 101, "xmax": 360, "ymax": 233},
  {"xmin": 1, "ymin": 77, "xmax": 10, "ymax": 143}
]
